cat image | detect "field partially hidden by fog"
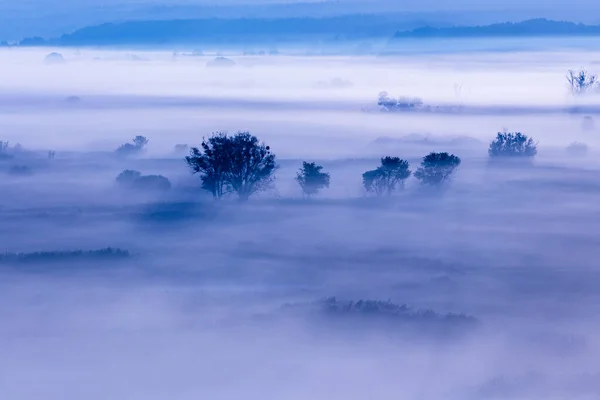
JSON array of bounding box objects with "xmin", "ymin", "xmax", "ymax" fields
[{"xmin": 1, "ymin": 46, "xmax": 600, "ymax": 399}]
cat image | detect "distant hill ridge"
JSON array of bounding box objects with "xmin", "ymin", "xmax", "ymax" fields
[
  {"xmin": 12, "ymin": 16, "xmax": 432, "ymax": 46},
  {"xmin": 394, "ymin": 18, "xmax": 600, "ymax": 38},
  {"xmin": 6, "ymin": 17, "xmax": 600, "ymax": 47}
]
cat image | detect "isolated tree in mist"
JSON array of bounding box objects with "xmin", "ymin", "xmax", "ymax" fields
[
  {"xmin": 116, "ymin": 135, "xmax": 149, "ymax": 156},
  {"xmin": 362, "ymin": 157, "xmax": 411, "ymax": 196},
  {"xmin": 488, "ymin": 132, "xmax": 537, "ymax": 159},
  {"xmin": 132, "ymin": 135, "xmax": 149, "ymax": 148},
  {"xmin": 414, "ymin": 152, "xmax": 461, "ymax": 187},
  {"xmin": 186, "ymin": 131, "xmax": 277, "ymax": 201},
  {"xmin": 296, "ymin": 162, "xmax": 330, "ymax": 197},
  {"xmin": 567, "ymin": 69, "xmax": 599, "ymax": 95}
]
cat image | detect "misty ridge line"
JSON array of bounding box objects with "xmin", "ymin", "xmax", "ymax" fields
[{"xmin": 5, "ymin": 17, "xmax": 600, "ymax": 47}]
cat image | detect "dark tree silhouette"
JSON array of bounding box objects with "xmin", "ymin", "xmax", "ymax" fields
[
  {"xmin": 296, "ymin": 161, "xmax": 330, "ymax": 197},
  {"xmin": 488, "ymin": 132, "xmax": 537, "ymax": 159},
  {"xmin": 362, "ymin": 157, "xmax": 411, "ymax": 196},
  {"xmin": 414, "ymin": 152, "xmax": 461, "ymax": 187},
  {"xmin": 132, "ymin": 175, "xmax": 172, "ymax": 191},
  {"xmin": 116, "ymin": 135, "xmax": 149, "ymax": 156},
  {"xmin": 186, "ymin": 132, "xmax": 231, "ymax": 198},
  {"xmin": 132, "ymin": 135, "xmax": 149, "ymax": 148},
  {"xmin": 186, "ymin": 131, "xmax": 277, "ymax": 201},
  {"xmin": 116, "ymin": 169, "xmax": 142, "ymax": 185},
  {"xmin": 115, "ymin": 169, "xmax": 170, "ymax": 191}
]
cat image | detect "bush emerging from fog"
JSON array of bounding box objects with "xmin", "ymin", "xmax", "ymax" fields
[
  {"xmin": 362, "ymin": 156, "xmax": 411, "ymax": 196},
  {"xmin": 116, "ymin": 169, "xmax": 142, "ymax": 185},
  {"xmin": 116, "ymin": 135, "xmax": 149, "ymax": 157},
  {"xmin": 296, "ymin": 161, "xmax": 330, "ymax": 198},
  {"xmin": 116, "ymin": 169, "xmax": 171, "ymax": 192},
  {"xmin": 206, "ymin": 56, "xmax": 236, "ymax": 67},
  {"xmin": 414, "ymin": 152, "xmax": 461, "ymax": 187},
  {"xmin": 173, "ymin": 144, "xmax": 189, "ymax": 154},
  {"xmin": 44, "ymin": 52, "xmax": 66, "ymax": 64},
  {"xmin": 566, "ymin": 141, "xmax": 589, "ymax": 157},
  {"xmin": 0, "ymin": 247, "xmax": 131, "ymax": 265},
  {"xmin": 132, "ymin": 175, "xmax": 172, "ymax": 191},
  {"xmin": 377, "ymin": 91, "xmax": 423, "ymax": 112},
  {"xmin": 582, "ymin": 116, "xmax": 595, "ymax": 131},
  {"xmin": 488, "ymin": 132, "xmax": 537, "ymax": 159},
  {"xmin": 186, "ymin": 131, "xmax": 277, "ymax": 201}
]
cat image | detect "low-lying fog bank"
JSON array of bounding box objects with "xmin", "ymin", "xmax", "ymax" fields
[{"xmin": 1, "ymin": 46, "xmax": 600, "ymax": 399}]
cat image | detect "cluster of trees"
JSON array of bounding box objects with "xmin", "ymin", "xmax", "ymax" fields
[
  {"xmin": 361, "ymin": 153, "xmax": 462, "ymax": 196},
  {"xmin": 183, "ymin": 130, "xmax": 540, "ymax": 201}
]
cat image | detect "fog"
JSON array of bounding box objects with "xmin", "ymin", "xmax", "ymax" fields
[{"xmin": 1, "ymin": 44, "xmax": 600, "ymax": 399}]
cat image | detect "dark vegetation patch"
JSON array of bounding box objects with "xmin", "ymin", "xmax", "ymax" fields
[
  {"xmin": 0, "ymin": 247, "xmax": 131, "ymax": 265},
  {"xmin": 278, "ymin": 297, "xmax": 478, "ymax": 338}
]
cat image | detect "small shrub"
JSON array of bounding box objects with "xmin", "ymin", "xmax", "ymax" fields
[
  {"xmin": 414, "ymin": 152, "xmax": 461, "ymax": 187},
  {"xmin": 378, "ymin": 91, "xmax": 424, "ymax": 112},
  {"xmin": 296, "ymin": 161, "xmax": 330, "ymax": 197},
  {"xmin": 488, "ymin": 132, "xmax": 537, "ymax": 159},
  {"xmin": 116, "ymin": 136, "xmax": 149, "ymax": 156},
  {"xmin": 116, "ymin": 169, "xmax": 142, "ymax": 185},
  {"xmin": 582, "ymin": 116, "xmax": 595, "ymax": 131},
  {"xmin": 44, "ymin": 52, "xmax": 65, "ymax": 64},
  {"xmin": 363, "ymin": 156, "xmax": 411, "ymax": 196},
  {"xmin": 115, "ymin": 170, "xmax": 171, "ymax": 192},
  {"xmin": 207, "ymin": 57, "xmax": 236, "ymax": 67},
  {"xmin": 174, "ymin": 144, "xmax": 189, "ymax": 154},
  {"xmin": 566, "ymin": 142, "xmax": 588, "ymax": 157}
]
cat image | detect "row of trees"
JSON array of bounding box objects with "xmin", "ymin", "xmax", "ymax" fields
[{"xmin": 184, "ymin": 130, "xmax": 539, "ymax": 200}]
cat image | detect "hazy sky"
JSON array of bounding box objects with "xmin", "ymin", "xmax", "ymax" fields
[{"xmin": 1, "ymin": 0, "xmax": 600, "ymax": 41}]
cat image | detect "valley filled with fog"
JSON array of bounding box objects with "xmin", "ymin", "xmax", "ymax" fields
[{"xmin": 1, "ymin": 44, "xmax": 600, "ymax": 399}]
